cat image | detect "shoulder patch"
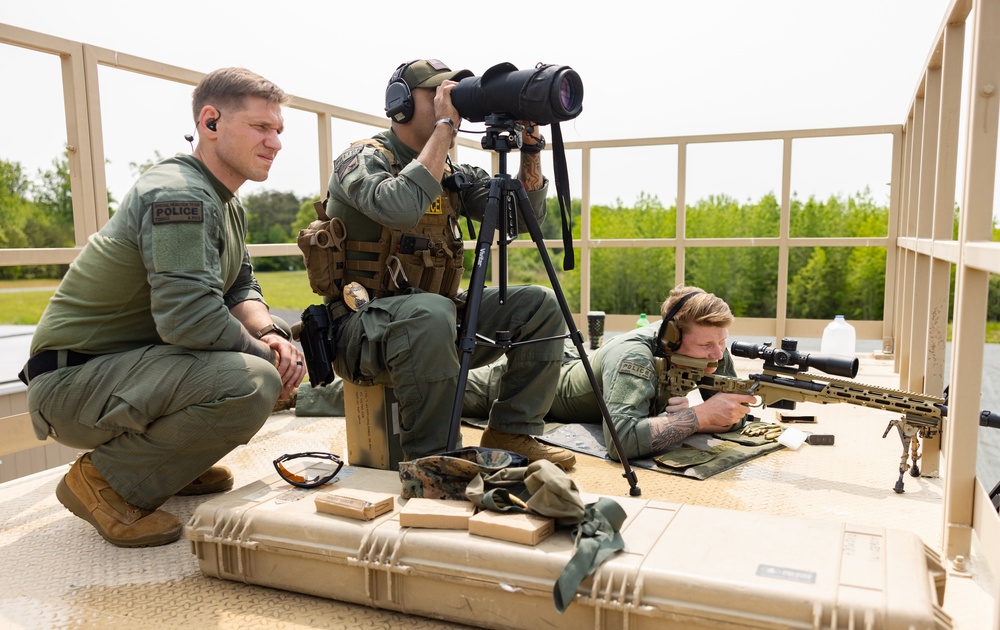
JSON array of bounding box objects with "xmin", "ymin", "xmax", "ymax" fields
[
  {"xmin": 618, "ymin": 360, "xmax": 655, "ymax": 382},
  {"xmin": 335, "ymin": 146, "xmax": 364, "ymax": 180},
  {"xmin": 152, "ymin": 201, "xmax": 203, "ymax": 225}
]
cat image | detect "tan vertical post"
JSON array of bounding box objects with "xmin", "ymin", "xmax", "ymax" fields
[
  {"xmin": 944, "ymin": 0, "xmax": 999, "ymax": 562},
  {"xmin": 776, "ymin": 137, "xmax": 792, "ymax": 343},
  {"xmin": 580, "ymin": 147, "xmax": 592, "ymax": 317},
  {"xmin": 924, "ymin": 22, "xmax": 968, "ymax": 475},
  {"xmin": 675, "ymin": 142, "xmax": 687, "ymax": 287}
]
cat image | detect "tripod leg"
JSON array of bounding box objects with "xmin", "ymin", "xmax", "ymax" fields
[
  {"xmin": 448, "ymin": 178, "xmax": 502, "ymax": 450},
  {"xmin": 509, "ymin": 183, "xmax": 641, "ymax": 496}
]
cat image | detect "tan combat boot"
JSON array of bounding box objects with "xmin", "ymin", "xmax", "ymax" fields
[
  {"xmin": 480, "ymin": 427, "xmax": 577, "ymax": 471},
  {"xmin": 176, "ymin": 466, "xmax": 234, "ymax": 496},
  {"xmin": 55, "ymin": 453, "xmax": 182, "ymax": 548}
]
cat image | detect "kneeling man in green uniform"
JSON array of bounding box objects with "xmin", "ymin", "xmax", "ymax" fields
[{"xmin": 19, "ymin": 67, "xmax": 305, "ymax": 547}]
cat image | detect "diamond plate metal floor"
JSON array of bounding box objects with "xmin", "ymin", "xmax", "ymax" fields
[{"xmin": 0, "ymin": 355, "xmax": 995, "ymax": 629}]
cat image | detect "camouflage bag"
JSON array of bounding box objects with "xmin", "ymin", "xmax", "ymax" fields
[{"xmin": 399, "ymin": 447, "xmax": 528, "ymax": 500}]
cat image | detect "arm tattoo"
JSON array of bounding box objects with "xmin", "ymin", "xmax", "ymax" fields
[
  {"xmin": 234, "ymin": 329, "xmax": 277, "ymax": 364},
  {"xmin": 649, "ymin": 408, "xmax": 698, "ymax": 453},
  {"xmin": 518, "ymin": 154, "xmax": 543, "ymax": 191}
]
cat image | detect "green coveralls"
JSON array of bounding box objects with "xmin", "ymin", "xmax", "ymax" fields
[
  {"xmin": 463, "ymin": 324, "xmax": 738, "ymax": 461},
  {"xmin": 24, "ymin": 155, "xmax": 282, "ymax": 510},
  {"xmin": 325, "ymin": 130, "xmax": 564, "ymax": 459}
]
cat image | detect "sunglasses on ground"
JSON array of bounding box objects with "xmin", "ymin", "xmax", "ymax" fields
[{"xmin": 273, "ymin": 451, "xmax": 344, "ymax": 489}]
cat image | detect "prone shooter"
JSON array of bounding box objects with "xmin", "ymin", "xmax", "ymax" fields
[{"xmin": 661, "ymin": 338, "xmax": 1000, "ymax": 493}]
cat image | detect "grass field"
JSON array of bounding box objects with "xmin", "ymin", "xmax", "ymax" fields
[{"xmin": 3, "ymin": 274, "xmax": 999, "ymax": 343}]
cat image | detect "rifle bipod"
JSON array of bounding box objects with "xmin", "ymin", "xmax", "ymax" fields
[{"xmin": 883, "ymin": 417, "xmax": 927, "ymax": 494}]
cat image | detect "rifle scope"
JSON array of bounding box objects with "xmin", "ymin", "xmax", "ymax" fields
[{"xmin": 731, "ymin": 338, "xmax": 859, "ymax": 378}]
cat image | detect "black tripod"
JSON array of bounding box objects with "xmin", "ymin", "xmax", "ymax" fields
[{"xmin": 447, "ymin": 115, "xmax": 641, "ymax": 496}]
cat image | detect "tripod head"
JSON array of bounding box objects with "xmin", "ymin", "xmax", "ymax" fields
[{"xmin": 481, "ymin": 113, "xmax": 525, "ymax": 155}]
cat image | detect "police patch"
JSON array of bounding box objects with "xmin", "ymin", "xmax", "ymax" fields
[
  {"xmin": 427, "ymin": 196, "xmax": 444, "ymax": 214},
  {"xmin": 152, "ymin": 201, "xmax": 203, "ymax": 224},
  {"xmin": 335, "ymin": 146, "xmax": 364, "ymax": 180},
  {"xmin": 619, "ymin": 360, "xmax": 654, "ymax": 381}
]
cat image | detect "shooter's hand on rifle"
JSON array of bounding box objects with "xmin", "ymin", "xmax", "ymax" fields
[{"xmin": 693, "ymin": 392, "xmax": 756, "ymax": 432}]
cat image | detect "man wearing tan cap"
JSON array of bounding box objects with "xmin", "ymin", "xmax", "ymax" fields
[{"xmin": 308, "ymin": 59, "xmax": 574, "ymax": 469}]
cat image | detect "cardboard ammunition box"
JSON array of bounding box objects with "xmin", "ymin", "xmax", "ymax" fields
[
  {"xmin": 399, "ymin": 498, "xmax": 475, "ymax": 530},
  {"xmin": 468, "ymin": 509, "xmax": 555, "ymax": 546},
  {"xmin": 343, "ymin": 381, "xmax": 404, "ymax": 470},
  {"xmin": 315, "ymin": 488, "xmax": 396, "ymax": 521}
]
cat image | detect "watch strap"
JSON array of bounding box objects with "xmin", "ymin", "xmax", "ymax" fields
[{"xmin": 256, "ymin": 323, "xmax": 289, "ymax": 340}]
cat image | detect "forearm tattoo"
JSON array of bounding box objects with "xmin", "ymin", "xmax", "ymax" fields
[
  {"xmin": 518, "ymin": 154, "xmax": 543, "ymax": 191},
  {"xmin": 235, "ymin": 329, "xmax": 276, "ymax": 364},
  {"xmin": 650, "ymin": 408, "xmax": 699, "ymax": 453}
]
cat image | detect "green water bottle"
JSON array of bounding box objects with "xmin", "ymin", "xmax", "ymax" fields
[{"xmin": 636, "ymin": 313, "xmax": 648, "ymax": 328}]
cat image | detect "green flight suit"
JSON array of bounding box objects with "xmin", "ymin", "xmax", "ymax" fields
[
  {"xmin": 325, "ymin": 130, "xmax": 564, "ymax": 459},
  {"xmin": 24, "ymin": 155, "xmax": 282, "ymax": 509},
  {"xmin": 463, "ymin": 324, "xmax": 738, "ymax": 461}
]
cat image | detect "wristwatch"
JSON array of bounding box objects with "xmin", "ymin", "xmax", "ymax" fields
[{"xmin": 256, "ymin": 323, "xmax": 290, "ymax": 340}]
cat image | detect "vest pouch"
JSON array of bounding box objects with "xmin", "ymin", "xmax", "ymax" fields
[
  {"xmin": 297, "ymin": 219, "xmax": 347, "ymax": 298},
  {"xmin": 419, "ymin": 251, "xmax": 446, "ymax": 295},
  {"xmin": 442, "ymin": 257, "xmax": 465, "ymax": 298}
]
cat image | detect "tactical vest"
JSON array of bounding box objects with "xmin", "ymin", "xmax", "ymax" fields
[{"xmin": 298, "ymin": 139, "xmax": 466, "ymax": 302}]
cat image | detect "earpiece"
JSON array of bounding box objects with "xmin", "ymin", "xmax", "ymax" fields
[
  {"xmin": 385, "ymin": 60, "xmax": 418, "ymax": 124},
  {"xmin": 655, "ymin": 291, "xmax": 704, "ymax": 356},
  {"xmin": 206, "ymin": 118, "xmax": 218, "ymax": 132}
]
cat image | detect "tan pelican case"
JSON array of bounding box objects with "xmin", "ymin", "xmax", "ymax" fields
[{"xmin": 186, "ymin": 466, "xmax": 951, "ymax": 630}]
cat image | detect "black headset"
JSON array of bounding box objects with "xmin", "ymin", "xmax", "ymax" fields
[
  {"xmin": 655, "ymin": 291, "xmax": 704, "ymax": 356},
  {"xmin": 385, "ymin": 60, "xmax": 419, "ymax": 123}
]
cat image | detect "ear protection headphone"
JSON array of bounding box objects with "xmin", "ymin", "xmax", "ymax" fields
[
  {"xmin": 385, "ymin": 60, "xmax": 418, "ymax": 124},
  {"xmin": 655, "ymin": 291, "xmax": 704, "ymax": 356}
]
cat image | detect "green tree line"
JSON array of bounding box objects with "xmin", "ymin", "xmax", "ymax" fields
[{"xmin": 3, "ymin": 154, "xmax": 1000, "ymax": 321}]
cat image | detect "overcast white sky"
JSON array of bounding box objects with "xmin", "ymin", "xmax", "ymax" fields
[{"xmin": 2, "ymin": 0, "xmax": 969, "ymax": 211}]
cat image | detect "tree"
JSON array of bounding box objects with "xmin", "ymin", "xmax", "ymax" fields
[
  {"xmin": 0, "ymin": 159, "xmax": 35, "ymax": 253},
  {"xmin": 244, "ymin": 190, "xmax": 305, "ymax": 272}
]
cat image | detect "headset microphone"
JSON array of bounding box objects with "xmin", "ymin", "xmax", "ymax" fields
[{"xmin": 183, "ymin": 134, "xmax": 194, "ymax": 142}]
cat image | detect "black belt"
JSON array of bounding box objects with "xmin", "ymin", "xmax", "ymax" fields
[{"xmin": 18, "ymin": 349, "xmax": 97, "ymax": 385}]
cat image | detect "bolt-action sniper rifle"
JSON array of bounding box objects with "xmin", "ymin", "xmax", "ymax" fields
[{"xmin": 661, "ymin": 338, "xmax": 1000, "ymax": 493}]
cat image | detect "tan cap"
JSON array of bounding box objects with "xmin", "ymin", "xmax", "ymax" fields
[{"xmin": 396, "ymin": 59, "xmax": 473, "ymax": 89}]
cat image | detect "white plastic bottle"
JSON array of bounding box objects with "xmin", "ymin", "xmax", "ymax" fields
[
  {"xmin": 820, "ymin": 315, "xmax": 856, "ymax": 356},
  {"xmin": 636, "ymin": 313, "xmax": 649, "ymax": 328}
]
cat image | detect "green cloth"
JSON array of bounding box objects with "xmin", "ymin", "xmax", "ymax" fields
[
  {"xmin": 553, "ymin": 498, "xmax": 627, "ymax": 613},
  {"xmin": 465, "ymin": 459, "xmax": 585, "ymax": 527},
  {"xmin": 295, "ymin": 381, "xmax": 345, "ymax": 417},
  {"xmin": 654, "ymin": 435, "xmax": 785, "ymax": 480}
]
